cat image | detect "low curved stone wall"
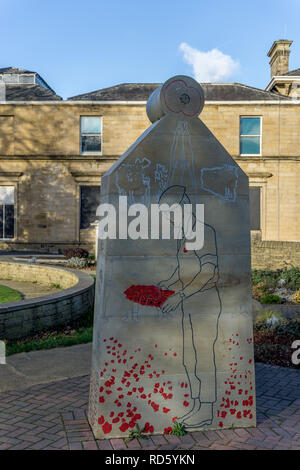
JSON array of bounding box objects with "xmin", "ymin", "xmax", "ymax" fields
[
  {"xmin": 0, "ymin": 263, "xmax": 95, "ymax": 341},
  {"xmin": 0, "ymin": 261, "xmax": 78, "ymax": 289}
]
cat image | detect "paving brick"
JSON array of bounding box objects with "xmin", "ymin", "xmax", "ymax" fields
[
  {"xmin": 50, "ymin": 438, "xmax": 68, "ymax": 449},
  {"xmin": 96, "ymin": 439, "xmax": 113, "ymax": 450},
  {"xmin": 0, "ymin": 436, "xmax": 22, "ymax": 445},
  {"xmin": 29, "ymin": 439, "xmax": 54, "ymax": 450},
  {"xmin": 69, "ymin": 442, "xmax": 83, "ymax": 450},
  {"xmin": 230, "ymin": 442, "xmax": 257, "ymax": 450},
  {"xmin": 7, "ymin": 442, "xmax": 33, "ymax": 450},
  {"xmin": 246, "ymin": 439, "xmax": 276, "ymax": 449},
  {"xmin": 165, "ymin": 434, "xmax": 182, "ymax": 444},
  {"xmin": 0, "ymin": 363, "xmax": 298, "ymax": 450},
  {"xmin": 209, "ymin": 443, "xmax": 237, "ymax": 450},
  {"xmin": 178, "ymin": 434, "xmax": 196, "ymax": 444},
  {"xmin": 0, "ymin": 443, "xmax": 13, "ymax": 450},
  {"xmin": 155, "ymin": 443, "xmax": 177, "ymax": 450},
  {"xmin": 233, "ymin": 428, "xmax": 252, "ymax": 439},
  {"xmin": 150, "ymin": 435, "xmax": 168, "ymax": 446},
  {"xmin": 203, "ymin": 430, "xmax": 220, "ymax": 441},
  {"xmin": 126, "ymin": 438, "xmax": 142, "ymax": 449},
  {"xmin": 192, "ymin": 445, "xmax": 210, "ymax": 450},
  {"xmin": 138, "ymin": 437, "xmax": 156, "ymax": 448},
  {"xmin": 82, "ymin": 440, "xmax": 98, "ymax": 450},
  {"xmin": 19, "ymin": 434, "xmax": 43, "ymax": 443},
  {"xmin": 110, "ymin": 438, "xmax": 127, "ymax": 450},
  {"xmin": 176, "ymin": 443, "xmax": 196, "ymax": 450}
]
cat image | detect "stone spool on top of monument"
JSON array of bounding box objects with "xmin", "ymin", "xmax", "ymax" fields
[
  {"xmin": 146, "ymin": 75, "xmax": 205, "ymax": 123},
  {"xmin": 89, "ymin": 75, "xmax": 255, "ymax": 438}
]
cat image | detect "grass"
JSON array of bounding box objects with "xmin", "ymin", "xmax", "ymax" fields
[
  {"xmin": 170, "ymin": 421, "xmax": 187, "ymax": 436},
  {"xmin": 126, "ymin": 424, "xmax": 148, "ymax": 442},
  {"xmin": 6, "ymin": 309, "xmax": 94, "ymax": 356},
  {"xmin": 0, "ymin": 284, "xmax": 22, "ymax": 303},
  {"xmin": 51, "ymin": 283, "xmax": 62, "ymax": 290}
]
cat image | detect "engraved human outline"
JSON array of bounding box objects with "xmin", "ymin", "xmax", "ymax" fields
[{"xmin": 157, "ymin": 185, "xmax": 221, "ymax": 428}]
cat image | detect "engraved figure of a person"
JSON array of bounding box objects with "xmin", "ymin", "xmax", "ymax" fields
[{"xmin": 157, "ymin": 186, "xmax": 221, "ymax": 428}]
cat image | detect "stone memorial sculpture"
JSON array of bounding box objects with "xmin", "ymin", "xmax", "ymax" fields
[
  {"xmin": 88, "ymin": 75, "xmax": 256, "ymax": 438},
  {"xmin": 0, "ymin": 340, "xmax": 5, "ymax": 365}
]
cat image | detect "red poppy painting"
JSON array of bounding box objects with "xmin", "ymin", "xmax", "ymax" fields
[{"xmin": 124, "ymin": 285, "xmax": 175, "ymax": 308}]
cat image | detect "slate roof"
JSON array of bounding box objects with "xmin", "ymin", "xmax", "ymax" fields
[
  {"xmin": 282, "ymin": 68, "xmax": 300, "ymax": 77},
  {"xmin": 0, "ymin": 67, "xmax": 35, "ymax": 74},
  {"xmin": 68, "ymin": 83, "xmax": 161, "ymax": 101},
  {"xmin": 202, "ymin": 83, "xmax": 290, "ymax": 101},
  {"xmin": 3, "ymin": 84, "xmax": 62, "ymax": 101},
  {"xmin": 68, "ymin": 82, "xmax": 290, "ymax": 102}
]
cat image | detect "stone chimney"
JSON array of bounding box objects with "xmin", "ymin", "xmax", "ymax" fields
[{"xmin": 267, "ymin": 40, "xmax": 293, "ymax": 77}]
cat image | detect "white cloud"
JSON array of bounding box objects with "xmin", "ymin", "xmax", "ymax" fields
[{"xmin": 179, "ymin": 42, "xmax": 239, "ymax": 83}]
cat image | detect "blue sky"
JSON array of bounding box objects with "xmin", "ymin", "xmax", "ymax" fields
[{"xmin": 1, "ymin": 0, "xmax": 300, "ymax": 98}]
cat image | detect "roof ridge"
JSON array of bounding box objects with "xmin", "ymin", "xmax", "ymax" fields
[
  {"xmin": 0, "ymin": 66, "xmax": 35, "ymax": 73},
  {"xmin": 229, "ymin": 82, "xmax": 291, "ymax": 99},
  {"xmin": 68, "ymin": 81, "xmax": 293, "ymax": 102},
  {"xmin": 231, "ymin": 82, "xmax": 276, "ymax": 93},
  {"xmin": 282, "ymin": 67, "xmax": 300, "ymax": 76},
  {"xmin": 68, "ymin": 82, "xmax": 161, "ymax": 100}
]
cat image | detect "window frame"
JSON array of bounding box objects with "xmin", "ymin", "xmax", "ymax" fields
[
  {"xmin": 79, "ymin": 184, "xmax": 101, "ymax": 231},
  {"xmin": 80, "ymin": 116, "xmax": 102, "ymax": 156},
  {"xmin": 249, "ymin": 185, "xmax": 261, "ymax": 231},
  {"xmin": 239, "ymin": 116, "xmax": 262, "ymax": 157},
  {"xmin": 0, "ymin": 186, "xmax": 15, "ymax": 241}
]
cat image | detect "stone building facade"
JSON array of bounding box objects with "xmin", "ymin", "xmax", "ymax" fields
[{"xmin": 0, "ymin": 40, "xmax": 299, "ymax": 268}]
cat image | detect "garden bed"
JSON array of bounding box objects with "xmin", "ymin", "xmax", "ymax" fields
[
  {"xmin": 252, "ymin": 267, "xmax": 300, "ymax": 306},
  {"xmin": 254, "ymin": 313, "xmax": 299, "ymax": 368},
  {"xmin": 252, "ymin": 268, "xmax": 300, "ymax": 368}
]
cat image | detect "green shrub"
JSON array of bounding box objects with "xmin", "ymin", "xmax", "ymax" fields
[
  {"xmin": 252, "ymin": 282, "xmax": 270, "ymax": 300},
  {"xmin": 260, "ymin": 294, "xmax": 282, "ymax": 304},
  {"xmin": 252, "ymin": 269, "xmax": 279, "ymax": 288},
  {"xmin": 255, "ymin": 318, "xmax": 300, "ymax": 338},
  {"xmin": 252, "ymin": 267, "xmax": 300, "ymax": 290},
  {"xmin": 279, "ymin": 267, "xmax": 300, "ymax": 288},
  {"xmin": 63, "ymin": 247, "xmax": 89, "ymax": 259},
  {"xmin": 254, "ymin": 318, "xmax": 300, "ymax": 368}
]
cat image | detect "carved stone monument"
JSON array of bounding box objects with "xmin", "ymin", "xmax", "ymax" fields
[{"xmin": 88, "ymin": 75, "xmax": 256, "ymax": 438}]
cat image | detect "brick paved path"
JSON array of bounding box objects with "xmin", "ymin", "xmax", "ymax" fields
[{"xmin": 0, "ymin": 363, "xmax": 299, "ymax": 450}]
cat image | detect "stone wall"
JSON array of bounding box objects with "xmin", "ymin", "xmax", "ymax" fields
[
  {"xmin": 0, "ymin": 261, "xmax": 78, "ymax": 288},
  {"xmin": 251, "ymin": 240, "xmax": 300, "ymax": 269},
  {"xmin": 0, "ymin": 263, "xmax": 94, "ymax": 341},
  {"xmin": 0, "ymin": 101, "xmax": 300, "ymax": 249},
  {"xmin": 0, "ymin": 103, "xmax": 149, "ymax": 157}
]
